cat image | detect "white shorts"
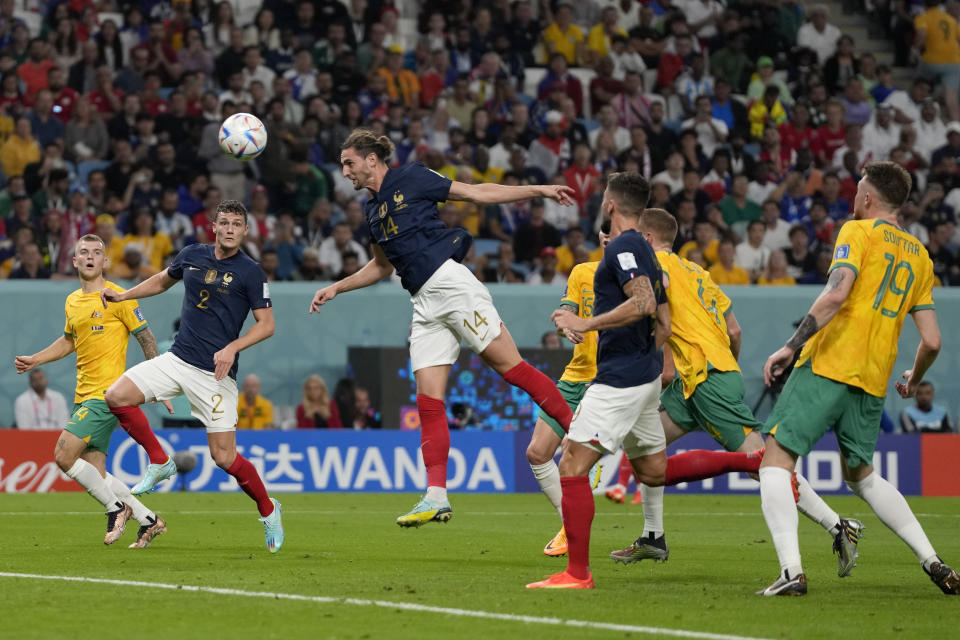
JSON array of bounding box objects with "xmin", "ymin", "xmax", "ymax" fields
[
  {"xmin": 409, "ymin": 259, "xmax": 503, "ymax": 372},
  {"xmin": 568, "ymin": 380, "xmax": 665, "ymax": 458},
  {"xmin": 124, "ymin": 352, "xmax": 239, "ymax": 433}
]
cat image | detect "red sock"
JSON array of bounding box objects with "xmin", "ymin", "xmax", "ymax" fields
[
  {"xmin": 503, "ymin": 361, "xmax": 572, "ymax": 432},
  {"xmin": 561, "ymin": 475, "xmax": 594, "ymax": 580},
  {"xmin": 664, "ymin": 449, "xmax": 762, "ymax": 485},
  {"xmin": 110, "ymin": 405, "xmax": 167, "ymax": 465},
  {"xmin": 417, "ymin": 395, "xmax": 449, "ymax": 488},
  {"xmin": 227, "ymin": 454, "xmax": 273, "ymax": 517},
  {"xmin": 617, "ymin": 452, "xmax": 634, "ymax": 487}
]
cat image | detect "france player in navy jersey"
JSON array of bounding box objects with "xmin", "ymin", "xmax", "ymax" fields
[
  {"xmin": 100, "ymin": 200, "xmax": 285, "ymax": 553},
  {"xmin": 311, "ymin": 129, "xmax": 579, "ymax": 527},
  {"xmin": 529, "ymin": 172, "xmax": 671, "ymax": 589}
]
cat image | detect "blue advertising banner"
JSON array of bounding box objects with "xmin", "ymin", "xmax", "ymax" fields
[
  {"xmin": 106, "ymin": 429, "xmax": 520, "ymax": 494},
  {"xmin": 106, "ymin": 430, "xmax": 923, "ymax": 495}
]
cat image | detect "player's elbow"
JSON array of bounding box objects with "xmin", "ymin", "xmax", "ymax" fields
[
  {"xmin": 922, "ymin": 333, "xmax": 941, "ymax": 356},
  {"xmin": 727, "ymin": 323, "xmax": 741, "ymax": 344},
  {"xmin": 260, "ymin": 316, "xmax": 276, "ymax": 338}
]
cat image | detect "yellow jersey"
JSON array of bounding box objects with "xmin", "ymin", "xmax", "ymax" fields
[
  {"xmin": 758, "ymin": 274, "xmax": 796, "ymax": 286},
  {"xmin": 559, "ymin": 261, "xmax": 599, "ymax": 383},
  {"xmin": 915, "ymin": 9, "xmax": 960, "ymax": 65},
  {"xmin": 237, "ymin": 395, "xmax": 274, "ymax": 430},
  {"xmin": 657, "ymin": 251, "xmax": 739, "ymax": 398},
  {"xmin": 797, "ymin": 219, "xmax": 935, "ymax": 397},
  {"xmin": 679, "ymin": 238, "xmax": 719, "ymax": 266},
  {"xmin": 708, "ymin": 263, "xmax": 750, "ymax": 285},
  {"xmin": 542, "ymin": 22, "xmax": 585, "ymax": 64},
  {"xmin": 63, "ymin": 282, "xmax": 147, "ymax": 404}
]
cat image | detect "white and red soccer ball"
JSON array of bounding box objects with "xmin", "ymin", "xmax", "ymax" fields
[{"xmin": 218, "ymin": 112, "xmax": 267, "ymax": 161}]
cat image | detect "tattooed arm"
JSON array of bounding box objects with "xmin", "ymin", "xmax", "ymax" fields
[
  {"xmin": 134, "ymin": 327, "xmax": 160, "ymax": 360},
  {"xmin": 552, "ymin": 275, "xmax": 657, "ymax": 333},
  {"xmin": 763, "ymin": 266, "xmax": 857, "ymax": 386}
]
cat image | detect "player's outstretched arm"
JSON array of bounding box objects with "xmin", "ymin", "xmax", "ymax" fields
[
  {"xmin": 310, "ymin": 244, "xmax": 394, "ymax": 313},
  {"xmin": 448, "ymin": 181, "xmax": 575, "ymax": 206},
  {"xmin": 212, "ymin": 306, "xmax": 275, "ymax": 380},
  {"xmin": 15, "ymin": 336, "xmax": 75, "ymax": 374},
  {"xmin": 101, "ymin": 270, "xmax": 178, "ymax": 307},
  {"xmin": 896, "ymin": 309, "xmax": 941, "ymax": 398},
  {"xmin": 552, "ymin": 275, "xmax": 657, "ymax": 333},
  {"xmin": 763, "ymin": 266, "xmax": 856, "ymax": 386}
]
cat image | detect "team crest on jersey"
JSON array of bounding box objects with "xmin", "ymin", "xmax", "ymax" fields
[
  {"xmin": 204, "ymin": 269, "xmax": 217, "ymax": 283},
  {"xmin": 393, "ymin": 191, "xmax": 407, "ymax": 210},
  {"xmin": 222, "ymin": 272, "xmax": 233, "ymax": 286},
  {"xmin": 835, "ymin": 244, "xmax": 850, "ymax": 260},
  {"xmin": 89, "ymin": 310, "xmax": 102, "ymax": 319},
  {"xmin": 378, "ymin": 202, "xmax": 388, "ymax": 219}
]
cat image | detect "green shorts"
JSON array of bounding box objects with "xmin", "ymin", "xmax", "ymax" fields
[
  {"xmin": 761, "ymin": 362, "xmax": 884, "ymax": 468},
  {"xmin": 660, "ymin": 369, "xmax": 762, "ymax": 452},
  {"xmin": 64, "ymin": 398, "xmax": 119, "ymax": 454},
  {"xmin": 538, "ymin": 379, "xmax": 589, "ymax": 439}
]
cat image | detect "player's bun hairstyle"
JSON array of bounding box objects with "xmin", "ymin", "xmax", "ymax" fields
[
  {"xmin": 341, "ymin": 129, "xmax": 395, "ymax": 163},
  {"xmin": 606, "ymin": 171, "xmax": 650, "ymax": 218},
  {"xmin": 640, "ymin": 208, "xmax": 678, "ymax": 246},
  {"xmin": 863, "ymin": 161, "xmax": 912, "ymax": 210},
  {"xmin": 74, "ymin": 233, "xmax": 105, "ymax": 254},
  {"xmin": 215, "ymin": 199, "xmax": 249, "ymax": 222}
]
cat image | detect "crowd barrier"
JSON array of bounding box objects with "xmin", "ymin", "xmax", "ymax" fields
[{"xmin": 2, "ymin": 429, "xmax": 957, "ymax": 496}]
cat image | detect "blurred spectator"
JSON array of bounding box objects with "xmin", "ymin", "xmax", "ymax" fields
[
  {"xmin": 8, "ymin": 242, "xmax": 50, "ymax": 279},
  {"xmin": 291, "ymin": 246, "xmax": 324, "ymax": 281},
  {"xmin": 1, "ymin": 117, "xmax": 40, "ymax": 178},
  {"xmin": 711, "ymin": 33, "xmax": 751, "ymax": 94},
  {"xmin": 799, "ymin": 248, "xmax": 834, "ymax": 285},
  {"xmin": 679, "ymin": 219, "xmax": 719, "ymax": 266},
  {"xmin": 352, "ymin": 387, "xmax": 382, "ymax": 430},
  {"xmin": 784, "ymin": 224, "xmax": 818, "ymax": 279},
  {"xmin": 118, "ymin": 208, "xmax": 173, "ymax": 273},
  {"xmin": 318, "ymin": 221, "xmax": 368, "ymax": 278},
  {"xmin": 750, "ymin": 85, "xmax": 788, "ymax": 140},
  {"xmin": 612, "ymin": 70, "xmax": 651, "ymax": 129},
  {"xmin": 901, "ymin": 381, "xmax": 954, "ymax": 433},
  {"xmin": 736, "ymin": 220, "xmax": 771, "ymax": 282},
  {"xmin": 483, "ymin": 241, "xmax": 525, "ymax": 283},
  {"xmin": 708, "ymin": 238, "xmax": 750, "ymax": 285},
  {"xmin": 17, "ymin": 38, "xmax": 55, "ymax": 102},
  {"xmin": 513, "ymin": 198, "xmax": 562, "ymax": 264},
  {"xmin": 759, "ymin": 200, "xmax": 792, "ymax": 251},
  {"xmin": 335, "ymin": 250, "xmax": 362, "ymax": 280},
  {"xmin": 542, "ymin": 3, "xmax": 584, "ymax": 65},
  {"xmin": 797, "ymin": 5, "xmax": 842, "ymax": 64},
  {"xmin": 64, "ymin": 96, "xmax": 109, "ymax": 163},
  {"xmin": 237, "ymin": 374, "xmax": 275, "ymax": 430},
  {"xmin": 914, "ymin": 0, "xmax": 960, "ymax": 121},
  {"xmin": 296, "ymin": 375, "xmax": 342, "ymax": 429},
  {"xmin": 684, "ymin": 95, "xmax": 727, "ymax": 158},
  {"xmin": 379, "ymin": 44, "xmax": 420, "ymax": 109},
  {"xmin": 527, "ymin": 246, "xmax": 566, "ymax": 284},
  {"xmin": 14, "ymin": 368, "xmax": 69, "ymax": 430},
  {"xmin": 748, "ymin": 56, "xmax": 793, "ymax": 106},
  {"xmin": 555, "ymin": 227, "xmax": 600, "ymax": 275},
  {"xmin": 154, "ymin": 188, "xmax": 193, "ymax": 250},
  {"xmin": 757, "ymin": 250, "xmax": 796, "ymax": 285},
  {"xmin": 926, "ymin": 221, "xmax": 959, "ymax": 285},
  {"xmin": 541, "ymin": 331, "xmax": 563, "ymax": 349},
  {"xmin": 719, "ymin": 174, "xmax": 761, "ymax": 231}
]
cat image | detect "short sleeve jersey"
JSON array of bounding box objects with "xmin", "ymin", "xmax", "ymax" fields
[
  {"xmin": 363, "ymin": 162, "xmax": 472, "ymax": 294},
  {"xmin": 167, "ymin": 244, "xmax": 271, "ymax": 380},
  {"xmin": 656, "ymin": 251, "xmax": 739, "ymax": 398},
  {"xmin": 559, "ymin": 260, "xmax": 600, "ymax": 383},
  {"xmin": 797, "ymin": 219, "xmax": 936, "ymax": 397},
  {"xmin": 593, "ymin": 230, "xmax": 666, "ymax": 388},
  {"xmin": 915, "ymin": 9, "xmax": 960, "ymax": 65},
  {"xmin": 65, "ymin": 281, "xmax": 147, "ymax": 404}
]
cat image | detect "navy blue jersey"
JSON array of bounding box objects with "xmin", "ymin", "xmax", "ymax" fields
[
  {"xmin": 364, "ymin": 162, "xmax": 472, "ymax": 294},
  {"xmin": 593, "ymin": 229, "xmax": 666, "ymax": 388},
  {"xmin": 167, "ymin": 244, "xmax": 271, "ymax": 380}
]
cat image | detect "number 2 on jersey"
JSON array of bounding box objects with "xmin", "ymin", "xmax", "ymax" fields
[
  {"xmin": 380, "ymin": 215, "xmax": 398, "ymax": 239},
  {"xmin": 873, "ymin": 252, "xmax": 915, "ymax": 318},
  {"xmin": 197, "ymin": 289, "xmax": 210, "ymax": 309}
]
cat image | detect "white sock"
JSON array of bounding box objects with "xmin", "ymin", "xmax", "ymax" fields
[
  {"xmin": 106, "ymin": 473, "xmax": 155, "ymax": 526},
  {"xmin": 530, "ymin": 461, "xmax": 563, "ymax": 518},
  {"xmin": 640, "ymin": 484, "xmax": 664, "ymax": 537},
  {"xmin": 65, "ymin": 459, "xmax": 123, "ymax": 513},
  {"xmin": 760, "ymin": 467, "xmax": 803, "ymax": 578},
  {"xmin": 847, "ymin": 471, "xmax": 937, "ymax": 564},
  {"xmin": 425, "ymin": 486, "xmax": 447, "ymax": 502},
  {"xmin": 795, "ymin": 472, "xmax": 841, "ymax": 534}
]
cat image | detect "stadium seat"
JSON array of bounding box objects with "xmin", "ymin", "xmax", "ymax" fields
[
  {"xmin": 474, "ymin": 238, "xmax": 502, "ymax": 258},
  {"xmin": 523, "ymin": 67, "xmax": 547, "ymax": 101},
  {"xmin": 568, "ymin": 67, "xmax": 597, "ymax": 119}
]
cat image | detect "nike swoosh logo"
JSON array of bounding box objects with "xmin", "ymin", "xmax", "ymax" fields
[
  {"xmin": 211, "ymin": 416, "xmax": 222, "ymax": 421},
  {"xmin": 479, "ymin": 330, "xmax": 489, "ymax": 342},
  {"xmin": 188, "ymin": 266, "xmax": 200, "ymax": 270}
]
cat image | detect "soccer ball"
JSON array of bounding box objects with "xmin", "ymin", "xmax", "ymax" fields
[{"xmin": 219, "ymin": 113, "xmax": 267, "ymax": 161}]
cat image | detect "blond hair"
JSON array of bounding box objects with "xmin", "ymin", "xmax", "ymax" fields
[{"xmin": 301, "ymin": 375, "xmax": 331, "ymax": 420}]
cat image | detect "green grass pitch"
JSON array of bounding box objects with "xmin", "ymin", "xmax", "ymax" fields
[{"xmin": 1, "ymin": 492, "xmax": 957, "ymax": 639}]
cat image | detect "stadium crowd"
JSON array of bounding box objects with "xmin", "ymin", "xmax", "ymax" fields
[{"xmin": 0, "ymin": 0, "xmax": 959, "ymax": 289}]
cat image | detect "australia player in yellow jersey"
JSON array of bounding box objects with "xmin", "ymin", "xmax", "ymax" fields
[
  {"xmin": 758, "ymin": 162, "xmax": 959, "ymax": 597},
  {"xmin": 14, "ymin": 234, "xmax": 168, "ymax": 549},
  {"xmin": 527, "ymin": 225, "xmax": 610, "ymax": 558},
  {"xmin": 608, "ymin": 208, "xmax": 861, "ymax": 570}
]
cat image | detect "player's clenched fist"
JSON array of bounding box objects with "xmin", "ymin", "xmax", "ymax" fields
[
  {"xmin": 14, "ymin": 354, "xmax": 36, "ymax": 374},
  {"xmin": 100, "ymin": 287, "xmax": 125, "ymax": 308},
  {"xmin": 551, "ymin": 308, "xmax": 588, "ymax": 334},
  {"xmin": 310, "ymin": 285, "xmax": 338, "ymax": 313}
]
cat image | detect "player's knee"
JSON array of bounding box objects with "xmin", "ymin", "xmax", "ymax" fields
[
  {"xmin": 526, "ymin": 441, "xmax": 552, "ymax": 466},
  {"xmin": 211, "ymin": 448, "xmax": 236, "ymax": 470},
  {"xmin": 104, "ymin": 384, "xmax": 125, "ymax": 408},
  {"xmin": 53, "ymin": 446, "xmax": 77, "ymax": 472}
]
